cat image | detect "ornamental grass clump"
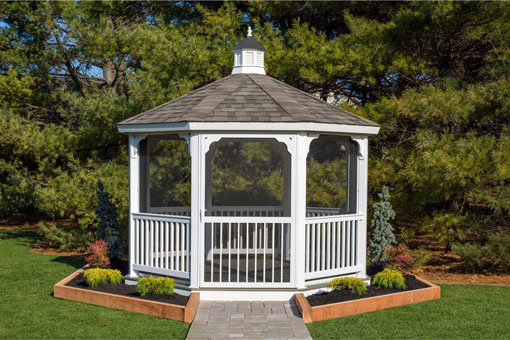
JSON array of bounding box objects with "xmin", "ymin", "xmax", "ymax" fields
[
  {"xmin": 373, "ymin": 268, "xmax": 407, "ymax": 290},
  {"xmin": 136, "ymin": 276, "xmax": 175, "ymax": 297},
  {"xmin": 83, "ymin": 268, "xmax": 123, "ymax": 288},
  {"xmin": 328, "ymin": 277, "xmax": 367, "ymax": 296}
]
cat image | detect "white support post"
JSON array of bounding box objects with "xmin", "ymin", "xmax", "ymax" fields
[
  {"xmin": 128, "ymin": 134, "xmax": 146, "ymax": 279},
  {"xmin": 189, "ymin": 132, "xmax": 201, "ymax": 288},
  {"xmin": 351, "ymin": 136, "xmax": 368, "ymax": 280},
  {"xmin": 294, "ymin": 132, "xmax": 309, "ymax": 289}
]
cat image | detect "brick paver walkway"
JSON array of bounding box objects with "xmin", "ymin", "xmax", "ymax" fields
[{"xmin": 186, "ymin": 301, "xmax": 312, "ymax": 340}]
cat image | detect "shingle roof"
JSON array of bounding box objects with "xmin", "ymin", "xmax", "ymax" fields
[
  {"xmin": 234, "ymin": 36, "xmax": 266, "ymax": 51},
  {"xmin": 118, "ymin": 74, "xmax": 378, "ymax": 127}
]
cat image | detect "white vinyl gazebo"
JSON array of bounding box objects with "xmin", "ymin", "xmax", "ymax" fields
[{"xmin": 117, "ymin": 29, "xmax": 379, "ymax": 300}]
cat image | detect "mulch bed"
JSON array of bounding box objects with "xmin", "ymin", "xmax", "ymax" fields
[
  {"xmin": 66, "ymin": 273, "xmax": 189, "ymax": 307},
  {"xmin": 307, "ymin": 275, "xmax": 429, "ymax": 307}
]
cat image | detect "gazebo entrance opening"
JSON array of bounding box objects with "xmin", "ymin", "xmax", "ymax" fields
[{"xmin": 202, "ymin": 138, "xmax": 292, "ymax": 286}]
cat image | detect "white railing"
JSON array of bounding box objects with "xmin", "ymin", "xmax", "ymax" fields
[
  {"xmin": 306, "ymin": 207, "xmax": 344, "ymax": 217},
  {"xmin": 132, "ymin": 212, "xmax": 191, "ymax": 280},
  {"xmin": 304, "ymin": 214, "xmax": 363, "ymax": 280},
  {"xmin": 145, "ymin": 205, "xmax": 340, "ymax": 217},
  {"xmin": 147, "ymin": 206, "xmax": 191, "ymax": 216},
  {"xmin": 202, "ymin": 216, "xmax": 292, "ymax": 287},
  {"xmin": 208, "ymin": 206, "xmax": 284, "ymax": 217}
]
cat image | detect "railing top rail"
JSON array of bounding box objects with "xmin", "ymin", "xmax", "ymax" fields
[
  {"xmin": 208, "ymin": 206, "xmax": 283, "ymax": 211},
  {"xmin": 305, "ymin": 213, "xmax": 364, "ymax": 222},
  {"xmin": 132, "ymin": 212, "xmax": 191, "ymax": 223},
  {"xmin": 203, "ymin": 216, "xmax": 292, "ymax": 223}
]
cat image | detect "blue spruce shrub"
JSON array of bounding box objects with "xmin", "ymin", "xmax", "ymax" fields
[{"xmin": 368, "ymin": 186, "xmax": 396, "ymax": 264}]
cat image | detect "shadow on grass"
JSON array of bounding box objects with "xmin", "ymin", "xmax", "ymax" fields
[
  {"xmin": 0, "ymin": 229, "xmax": 40, "ymax": 243},
  {"xmin": 51, "ymin": 255, "xmax": 85, "ymax": 269}
]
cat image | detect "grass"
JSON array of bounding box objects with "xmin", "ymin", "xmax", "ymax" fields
[
  {"xmin": 2, "ymin": 227, "xmax": 510, "ymax": 340},
  {"xmin": 0, "ymin": 229, "xmax": 189, "ymax": 339},
  {"xmin": 307, "ymin": 283, "xmax": 510, "ymax": 339}
]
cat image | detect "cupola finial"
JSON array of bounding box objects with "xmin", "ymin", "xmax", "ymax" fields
[{"xmin": 232, "ymin": 26, "xmax": 266, "ymax": 75}]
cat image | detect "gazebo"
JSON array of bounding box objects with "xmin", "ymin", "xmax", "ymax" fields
[{"xmin": 117, "ymin": 29, "xmax": 379, "ymax": 300}]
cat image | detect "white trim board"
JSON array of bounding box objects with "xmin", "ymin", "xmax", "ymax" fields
[{"xmin": 117, "ymin": 122, "xmax": 380, "ymax": 135}]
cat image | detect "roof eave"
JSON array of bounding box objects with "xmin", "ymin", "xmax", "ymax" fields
[{"xmin": 117, "ymin": 121, "xmax": 380, "ymax": 135}]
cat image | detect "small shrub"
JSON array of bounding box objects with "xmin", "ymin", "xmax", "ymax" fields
[
  {"xmin": 136, "ymin": 276, "xmax": 175, "ymax": 297},
  {"xmin": 96, "ymin": 181, "xmax": 124, "ymax": 261},
  {"xmin": 413, "ymin": 248, "xmax": 430, "ymax": 269},
  {"xmin": 368, "ymin": 186, "xmax": 396, "ymax": 264},
  {"xmin": 373, "ymin": 268, "xmax": 407, "ymax": 290},
  {"xmin": 83, "ymin": 268, "xmax": 123, "ymax": 288},
  {"xmin": 386, "ymin": 244, "xmax": 429, "ymax": 274},
  {"xmin": 85, "ymin": 240, "xmax": 110, "ymax": 268},
  {"xmin": 394, "ymin": 254, "xmax": 416, "ymax": 274},
  {"xmin": 327, "ymin": 277, "xmax": 367, "ymax": 296},
  {"xmin": 454, "ymin": 232, "xmax": 510, "ymax": 273}
]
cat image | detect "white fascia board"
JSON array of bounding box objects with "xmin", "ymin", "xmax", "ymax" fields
[{"xmin": 117, "ymin": 122, "xmax": 380, "ymax": 135}]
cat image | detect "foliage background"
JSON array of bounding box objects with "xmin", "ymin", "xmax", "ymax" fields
[{"xmin": 1, "ymin": 1, "xmax": 509, "ymax": 252}]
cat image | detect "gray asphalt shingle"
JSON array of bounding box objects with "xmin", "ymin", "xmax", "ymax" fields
[{"xmin": 118, "ymin": 74, "xmax": 378, "ymax": 127}]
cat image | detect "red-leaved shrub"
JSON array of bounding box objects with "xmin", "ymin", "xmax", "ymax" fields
[
  {"xmin": 386, "ymin": 244, "xmax": 416, "ymax": 274},
  {"xmin": 85, "ymin": 240, "xmax": 110, "ymax": 268},
  {"xmin": 394, "ymin": 254, "xmax": 416, "ymax": 274}
]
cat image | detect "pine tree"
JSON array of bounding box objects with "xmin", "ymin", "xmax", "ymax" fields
[
  {"xmin": 95, "ymin": 180, "xmax": 123, "ymax": 261},
  {"xmin": 368, "ymin": 186, "xmax": 396, "ymax": 264}
]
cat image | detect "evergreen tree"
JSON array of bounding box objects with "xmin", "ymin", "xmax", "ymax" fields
[
  {"xmin": 95, "ymin": 180, "xmax": 123, "ymax": 261},
  {"xmin": 368, "ymin": 186, "xmax": 396, "ymax": 264}
]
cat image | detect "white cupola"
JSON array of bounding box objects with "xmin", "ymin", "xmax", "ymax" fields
[{"xmin": 231, "ymin": 26, "xmax": 266, "ymax": 75}]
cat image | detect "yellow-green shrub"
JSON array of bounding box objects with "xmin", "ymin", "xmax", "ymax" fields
[
  {"xmin": 83, "ymin": 268, "xmax": 123, "ymax": 288},
  {"xmin": 136, "ymin": 276, "xmax": 174, "ymax": 297},
  {"xmin": 327, "ymin": 277, "xmax": 367, "ymax": 296},
  {"xmin": 373, "ymin": 268, "xmax": 407, "ymax": 290}
]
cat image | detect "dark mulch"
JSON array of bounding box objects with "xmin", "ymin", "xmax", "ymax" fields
[
  {"xmin": 66, "ymin": 273, "xmax": 189, "ymax": 307},
  {"xmin": 307, "ymin": 275, "xmax": 430, "ymax": 307}
]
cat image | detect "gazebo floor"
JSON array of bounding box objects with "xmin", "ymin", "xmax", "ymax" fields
[{"xmin": 203, "ymin": 256, "xmax": 291, "ymax": 283}]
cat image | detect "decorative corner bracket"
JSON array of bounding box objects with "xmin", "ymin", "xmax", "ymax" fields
[
  {"xmin": 129, "ymin": 135, "xmax": 147, "ymax": 159},
  {"xmin": 350, "ymin": 136, "xmax": 367, "ymax": 160}
]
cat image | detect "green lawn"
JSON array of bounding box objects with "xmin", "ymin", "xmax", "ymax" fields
[
  {"xmin": 2, "ymin": 228, "xmax": 510, "ymax": 340},
  {"xmin": 0, "ymin": 229, "xmax": 189, "ymax": 339},
  {"xmin": 307, "ymin": 282, "xmax": 510, "ymax": 339}
]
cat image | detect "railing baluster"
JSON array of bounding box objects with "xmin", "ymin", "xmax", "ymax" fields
[
  {"xmin": 211, "ymin": 223, "xmax": 214, "ymax": 282},
  {"xmin": 280, "ymin": 223, "xmax": 283, "ymax": 283},
  {"xmin": 263, "ymin": 223, "xmax": 267, "ymax": 283},
  {"xmin": 134, "ymin": 219, "xmax": 139, "ymax": 265},
  {"xmin": 326, "ymin": 222, "xmax": 331, "ymax": 270},
  {"xmin": 349, "ymin": 221, "xmax": 354, "ymax": 266},
  {"xmin": 170, "ymin": 222, "xmax": 174, "ymax": 270},
  {"xmin": 181, "ymin": 222, "xmax": 185, "ymax": 272},
  {"xmin": 165, "ymin": 221, "xmax": 169, "ymax": 269},
  {"xmin": 321, "ymin": 222, "xmax": 325, "ymax": 271},
  {"xmin": 155, "ymin": 220, "xmax": 160, "ymax": 268},
  {"xmin": 305, "ymin": 223, "xmax": 309, "ymax": 273},
  {"xmin": 237, "ymin": 223, "xmax": 240, "ymax": 283},
  {"xmin": 272, "ymin": 223, "xmax": 275, "ymax": 282},
  {"xmin": 254, "ymin": 222, "xmax": 258, "ymax": 283},
  {"xmin": 143, "ymin": 220, "xmax": 147, "ymax": 266},
  {"xmin": 149, "ymin": 220, "xmax": 154, "ymax": 267},
  {"xmin": 246, "ymin": 223, "xmax": 249, "ymax": 283},
  {"xmin": 186, "ymin": 223, "xmax": 191, "ymax": 273},
  {"xmin": 219, "ymin": 222, "xmax": 223, "ymax": 283},
  {"xmin": 311, "ymin": 223, "xmax": 315, "ymax": 273},
  {"xmin": 228, "ymin": 222, "xmax": 231, "ymax": 283}
]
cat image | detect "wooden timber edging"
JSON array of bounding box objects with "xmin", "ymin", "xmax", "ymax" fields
[
  {"xmin": 295, "ymin": 276, "xmax": 440, "ymax": 323},
  {"xmin": 53, "ymin": 266, "xmax": 199, "ymax": 323}
]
